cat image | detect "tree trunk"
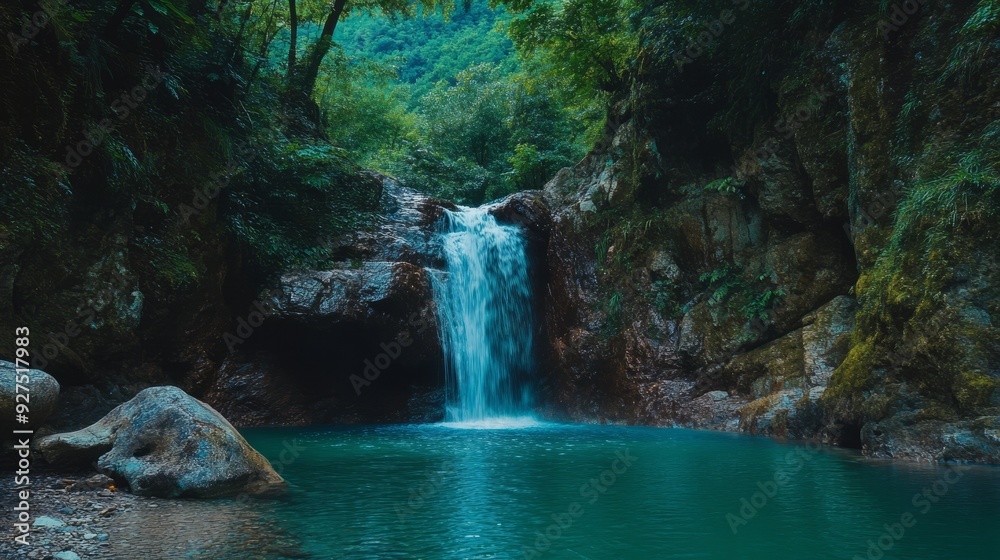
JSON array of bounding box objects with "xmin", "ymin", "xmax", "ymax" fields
[
  {"xmin": 297, "ymin": 0, "xmax": 348, "ymax": 97},
  {"xmin": 286, "ymin": 0, "xmax": 298, "ymax": 83},
  {"xmin": 247, "ymin": 0, "xmax": 282, "ymax": 95},
  {"xmin": 227, "ymin": 3, "xmax": 255, "ymax": 66}
]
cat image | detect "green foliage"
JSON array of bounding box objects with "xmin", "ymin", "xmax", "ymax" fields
[
  {"xmin": 224, "ymin": 137, "xmax": 381, "ymax": 278},
  {"xmin": 608, "ymin": 291, "xmax": 624, "ymax": 315},
  {"xmin": 297, "ymin": 0, "xmax": 596, "ymax": 205},
  {"xmin": 595, "ymin": 230, "xmax": 613, "ymax": 269},
  {"xmin": 700, "ymin": 265, "xmax": 740, "ymax": 305},
  {"xmin": 315, "ymin": 51, "xmax": 420, "ymax": 159},
  {"xmin": 503, "ymin": 0, "xmax": 638, "ymax": 96},
  {"xmin": 703, "ymin": 176, "xmax": 744, "ymax": 196},
  {"xmin": 594, "ymin": 209, "xmax": 658, "ymax": 274},
  {"xmin": 741, "ymin": 288, "xmax": 785, "ymax": 320},
  {"xmin": 388, "ymin": 145, "xmax": 494, "ymax": 204},
  {"xmin": 421, "ymin": 63, "xmax": 511, "ymax": 168},
  {"xmin": 603, "ymin": 290, "xmax": 624, "ymax": 332},
  {"xmin": 649, "ymin": 279, "xmax": 681, "ymax": 316},
  {"xmin": 830, "ymin": 140, "xmax": 1000, "ymax": 418},
  {"xmin": 508, "ymin": 143, "xmax": 543, "ymax": 188},
  {"xmin": 147, "ymin": 0, "xmax": 196, "ymax": 24},
  {"xmin": 860, "ymin": 149, "xmax": 1000, "ymax": 328},
  {"xmin": 283, "ymin": 0, "xmax": 468, "ymax": 96},
  {"xmin": 337, "ymin": 0, "xmax": 516, "ymax": 102},
  {"xmin": 134, "ymin": 235, "xmax": 202, "ymax": 290},
  {"xmin": 0, "ymin": 149, "xmax": 71, "ymax": 247},
  {"xmin": 954, "ymin": 372, "xmax": 1000, "ymax": 411},
  {"xmin": 332, "ymin": 58, "xmax": 589, "ymax": 204},
  {"xmin": 939, "ymin": 0, "xmax": 1000, "ymax": 87},
  {"xmin": 633, "ymin": 0, "xmax": 844, "ymax": 139},
  {"xmin": 700, "ymin": 266, "xmax": 784, "ymax": 320},
  {"xmin": 0, "ymin": 0, "xmax": 386, "ymax": 296}
]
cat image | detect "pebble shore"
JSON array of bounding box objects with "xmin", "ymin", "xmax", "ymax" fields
[
  {"xmin": 1, "ymin": 471, "xmax": 306, "ymax": 559},
  {"xmin": 1, "ymin": 473, "xmax": 135, "ymax": 559}
]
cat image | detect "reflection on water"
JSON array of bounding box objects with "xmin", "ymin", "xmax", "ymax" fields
[
  {"xmin": 105, "ymin": 497, "xmax": 306, "ymax": 559},
  {"xmin": 75, "ymin": 424, "xmax": 1000, "ymax": 559},
  {"xmin": 436, "ymin": 416, "xmax": 546, "ymax": 430}
]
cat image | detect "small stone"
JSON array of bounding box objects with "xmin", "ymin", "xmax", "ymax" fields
[
  {"xmin": 33, "ymin": 516, "xmax": 66, "ymax": 527},
  {"xmin": 67, "ymin": 474, "xmax": 115, "ymax": 492},
  {"xmin": 58, "ymin": 506, "xmax": 74, "ymax": 515},
  {"xmin": 54, "ymin": 552, "xmax": 81, "ymax": 560},
  {"xmin": 97, "ymin": 534, "xmax": 109, "ymax": 542},
  {"xmin": 83, "ymin": 533, "xmax": 97, "ymax": 540}
]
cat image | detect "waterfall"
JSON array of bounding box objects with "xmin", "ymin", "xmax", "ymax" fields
[{"xmin": 432, "ymin": 206, "xmax": 534, "ymax": 423}]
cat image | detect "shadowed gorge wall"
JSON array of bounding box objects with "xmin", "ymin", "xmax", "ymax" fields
[{"xmin": 533, "ymin": 0, "xmax": 1000, "ymax": 463}]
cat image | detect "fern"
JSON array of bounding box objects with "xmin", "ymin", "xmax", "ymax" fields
[
  {"xmin": 938, "ymin": 0, "xmax": 1000, "ymax": 87},
  {"xmin": 704, "ymin": 176, "xmax": 743, "ymax": 196},
  {"xmin": 741, "ymin": 288, "xmax": 785, "ymax": 320}
]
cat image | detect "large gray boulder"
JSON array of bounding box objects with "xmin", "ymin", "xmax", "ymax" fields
[
  {"xmin": 1, "ymin": 360, "xmax": 60, "ymax": 432},
  {"xmin": 36, "ymin": 386, "xmax": 284, "ymax": 498}
]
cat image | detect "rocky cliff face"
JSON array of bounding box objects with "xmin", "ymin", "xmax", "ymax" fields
[
  {"xmin": 200, "ymin": 180, "xmax": 451, "ymax": 426},
  {"xmin": 534, "ymin": 136, "xmax": 859, "ymax": 433},
  {"xmin": 2, "ymin": 174, "xmax": 454, "ymax": 431},
  {"xmin": 529, "ymin": 2, "xmax": 1000, "ymax": 463}
]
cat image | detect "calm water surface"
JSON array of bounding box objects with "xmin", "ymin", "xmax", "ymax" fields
[{"xmin": 229, "ymin": 423, "xmax": 1000, "ymax": 560}]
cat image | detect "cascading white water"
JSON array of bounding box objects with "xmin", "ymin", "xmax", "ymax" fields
[{"xmin": 432, "ymin": 206, "xmax": 534, "ymax": 423}]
